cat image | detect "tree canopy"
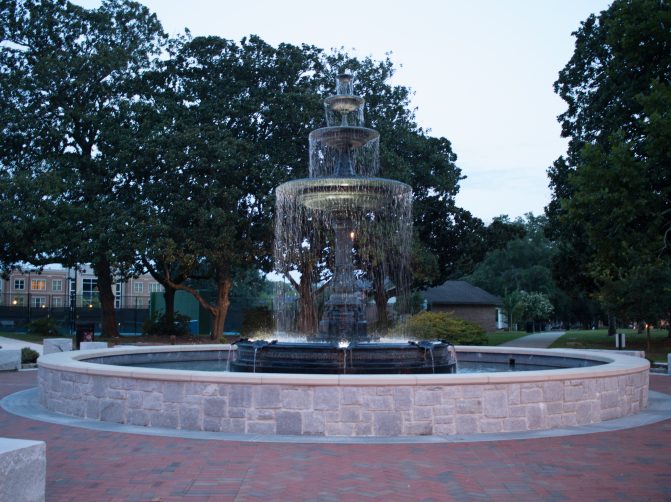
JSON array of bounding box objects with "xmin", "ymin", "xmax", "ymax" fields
[
  {"xmin": 0, "ymin": 0, "xmax": 166, "ymax": 336},
  {"xmin": 1, "ymin": 0, "xmax": 478, "ymax": 337},
  {"xmin": 547, "ymin": 0, "xmax": 671, "ymax": 332}
]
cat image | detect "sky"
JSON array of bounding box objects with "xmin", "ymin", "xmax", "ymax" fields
[{"xmin": 78, "ymin": 0, "xmax": 612, "ymax": 222}]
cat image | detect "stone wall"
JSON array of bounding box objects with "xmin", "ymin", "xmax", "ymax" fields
[{"xmin": 38, "ymin": 366, "xmax": 649, "ymax": 436}]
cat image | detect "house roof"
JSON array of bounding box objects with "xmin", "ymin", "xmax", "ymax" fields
[{"xmin": 422, "ymin": 280, "xmax": 502, "ymax": 306}]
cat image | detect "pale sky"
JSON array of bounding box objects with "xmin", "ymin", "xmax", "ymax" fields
[{"xmin": 78, "ymin": 0, "xmax": 612, "ymax": 222}]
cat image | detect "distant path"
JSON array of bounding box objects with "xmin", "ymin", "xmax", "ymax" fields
[
  {"xmin": 498, "ymin": 331, "xmax": 565, "ymax": 349},
  {"xmin": 0, "ymin": 336, "xmax": 43, "ymax": 355}
]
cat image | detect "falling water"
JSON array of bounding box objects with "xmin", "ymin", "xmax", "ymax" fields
[{"xmin": 273, "ymin": 70, "xmax": 412, "ymax": 343}]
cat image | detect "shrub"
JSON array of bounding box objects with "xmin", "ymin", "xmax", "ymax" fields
[
  {"xmin": 26, "ymin": 317, "xmax": 61, "ymax": 337},
  {"xmin": 401, "ymin": 311, "xmax": 487, "ymax": 345},
  {"xmin": 21, "ymin": 347, "xmax": 39, "ymax": 364},
  {"xmin": 142, "ymin": 312, "xmax": 191, "ymax": 337},
  {"xmin": 240, "ymin": 306, "xmax": 274, "ymax": 339}
]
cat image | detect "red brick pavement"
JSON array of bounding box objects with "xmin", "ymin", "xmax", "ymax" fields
[{"xmin": 1, "ymin": 370, "xmax": 670, "ymax": 502}]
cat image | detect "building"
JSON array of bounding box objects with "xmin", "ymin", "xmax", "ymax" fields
[
  {"xmin": 421, "ymin": 280, "xmax": 503, "ymax": 332},
  {"xmin": 0, "ymin": 265, "xmax": 163, "ymax": 310}
]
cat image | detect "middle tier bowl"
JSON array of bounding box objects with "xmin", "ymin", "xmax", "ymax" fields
[{"xmin": 276, "ymin": 177, "xmax": 412, "ymax": 212}]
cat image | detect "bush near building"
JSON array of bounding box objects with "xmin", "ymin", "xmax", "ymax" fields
[{"xmin": 402, "ymin": 311, "xmax": 487, "ymax": 345}]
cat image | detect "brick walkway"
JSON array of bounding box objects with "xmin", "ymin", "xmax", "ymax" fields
[{"xmin": 1, "ymin": 371, "xmax": 670, "ymax": 501}]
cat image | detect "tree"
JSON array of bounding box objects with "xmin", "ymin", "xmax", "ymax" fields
[
  {"xmin": 139, "ymin": 35, "xmax": 326, "ymax": 339},
  {"xmin": 517, "ymin": 291, "xmax": 554, "ymax": 332},
  {"xmin": 0, "ymin": 0, "xmax": 166, "ymax": 336},
  {"xmin": 547, "ymin": 0, "xmax": 671, "ymax": 333},
  {"xmin": 464, "ymin": 215, "xmax": 557, "ymax": 296}
]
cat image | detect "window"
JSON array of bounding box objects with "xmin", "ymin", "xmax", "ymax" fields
[
  {"xmin": 14, "ymin": 279, "xmax": 25, "ymax": 290},
  {"xmin": 52, "ymin": 297, "xmax": 63, "ymax": 308},
  {"xmin": 133, "ymin": 282, "xmax": 144, "ymax": 294},
  {"xmin": 32, "ymin": 297, "xmax": 46, "ymax": 308},
  {"xmin": 31, "ymin": 279, "xmax": 46, "ymax": 291},
  {"xmin": 12, "ymin": 296, "xmax": 25, "ymax": 306},
  {"xmin": 52, "ymin": 279, "xmax": 63, "ymax": 292},
  {"xmin": 115, "ymin": 283, "xmax": 122, "ymax": 309},
  {"xmin": 149, "ymin": 283, "xmax": 163, "ymax": 293},
  {"xmin": 82, "ymin": 278, "xmax": 97, "ymax": 300},
  {"xmin": 135, "ymin": 297, "xmax": 145, "ymax": 307}
]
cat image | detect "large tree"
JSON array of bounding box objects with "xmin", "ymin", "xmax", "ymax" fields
[
  {"xmin": 138, "ymin": 35, "xmax": 326, "ymax": 338},
  {"xmin": 547, "ymin": 0, "xmax": 671, "ymax": 332},
  {"xmin": 0, "ymin": 0, "xmax": 165, "ymax": 336}
]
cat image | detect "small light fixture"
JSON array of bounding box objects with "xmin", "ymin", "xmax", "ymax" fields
[{"xmin": 349, "ymin": 231, "xmax": 355, "ymax": 240}]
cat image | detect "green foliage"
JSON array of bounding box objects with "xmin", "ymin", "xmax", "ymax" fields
[
  {"xmin": 21, "ymin": 347, "xmax": 39, "ymax": 364},
  {"xmin": 26, "ymin": 317, "xmax": 61, "ymax": 337},
  {"xmin": 0, "ymin": 0, "xmax": 167, "ymax": 336},
  {"xmin": 548, "ymin": 0, "xmax": 671, "ymax": 326},
  {"xmin": 401, "ymin": 311, "xmax": 486, "ymax": 345},
  {"xmin": 142, "ymin": 312, "xmax": 191, "ymax": 338},
  {"xmin": 516, "ymin": 291, "xmax": 554, "ymax": 323},
  {"xmin": 239, "ymin": 306, "xmax": 274, "ymax": 338}
]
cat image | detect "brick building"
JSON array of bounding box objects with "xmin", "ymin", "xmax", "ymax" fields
[
  {"xmin": 0, "ymin": 265, "xmax": 163, "ymax": 309},
  {"xmin": 422, "ymin": 280, "xmax": 503, "ymax": 333}
]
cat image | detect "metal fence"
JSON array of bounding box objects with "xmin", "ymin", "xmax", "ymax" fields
[{"xmin": 0, "ymin": 293, "xmax": 152, "ymax": 335}]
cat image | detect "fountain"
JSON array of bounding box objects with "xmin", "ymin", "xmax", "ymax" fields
[
  {"xmin": 231, "ymin": 71, "xmax": 457, "ymax": 374},
  {"xmin": 32, "ymin": 71, "xmax": 650, "ymax": 438}
]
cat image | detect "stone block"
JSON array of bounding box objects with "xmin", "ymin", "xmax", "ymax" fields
[
  {"xmin": 43, "ymin": 338, "xmax": 73, "ymax": 354},
  {"xmin": 483, "ymin": 390, "xmax": 508, "ymax": 418},
  {"xmin": 276, "ymin": 411, "xmax": 302, "ymax": 435},
  {"xmin": 0, "ymin": 350, "xmax": 21, "ymax": 371},
  {"xmin": 373, "ymin": 411, "xmax": 402, "ymax": 435},
  {"xmin": 203, "ymin": 397, "xmax": 227, "ymax": 418},
  {"xmin": 520, "ymin": 386, "xmax": 543, "ymax": 404},
  {"xmin": 79, "ymin": 341, "xmax": 108, "ymax": 350},
  {"xmin": 254, "ymin": 386, "xmax": 281, "ymax": 409},
  {"xmin": 281, "ymin": 389, "xmax": 312, "ymax": 410},
  {"xmin": 0, "ymin": 437, "xmax": 46, "ymax": 502},
  {"xmin": 247, "ymin": 421, "xmax": 275, "ymax": 435},
  {"xmin": 456, "ymin": 398, "xmax": 482, "ymax": 415},
  {"xmin": 314, "ymin": 387, "xmax": 340, "ymax": 410},
  {"xmin": 301, "ymin": 412, "xmax": 326, "ymax": 435}
]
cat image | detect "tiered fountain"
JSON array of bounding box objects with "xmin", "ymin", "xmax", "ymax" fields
[
  {"xmin": 232, "ymin": 71, "xmax": 457, "ymax": 374},
  {"xmin": 34, "ymin": 72, "xmax": 649, "ymax": 437}
]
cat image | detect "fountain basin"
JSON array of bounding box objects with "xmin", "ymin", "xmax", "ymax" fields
[
  {"xmin": 37, "ymin": 345, "xmax": 649, "ymax": 437},
  {"xmin": 230, "ymin": 340, "xmax": 458, "ymax": 374},
  {"xmin": 276, "ymin": 177, "xmax": 412, "ymax": 212}
]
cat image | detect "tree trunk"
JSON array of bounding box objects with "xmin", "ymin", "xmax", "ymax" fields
[
  {"xmin": 297, "ymin": 272, "xmax": 318, "ymax": 334},
  {"xmin": 163, "ymin": 285, "xmax": 176, "ymax": 322},
  {"xmin": 210, "ymin": 274, "xmax": 232, "ymax": 340},
  {"xmin": 93, "ymin": 257, "xmax": 119, "ymax": 338}
]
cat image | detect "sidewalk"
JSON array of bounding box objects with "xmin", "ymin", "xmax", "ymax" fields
[
  {"xmin": 1, "ymin": 370, "xmax": 670, "ymax": 501},
  {"xmin": 498, "ymin": 330, "xmax": 566, "ymax": 348},
  {"xmin": 0, "ymin": 336, "xmax": 43, "ymax": 355}
]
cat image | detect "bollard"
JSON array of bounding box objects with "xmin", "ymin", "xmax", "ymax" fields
[{"xmin": 615, "ymin": 332, "xmax": 626, "ymax": 350}]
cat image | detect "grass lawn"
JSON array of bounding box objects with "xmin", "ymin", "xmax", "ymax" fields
[
  {"xmin": 550, "ymin": 328, "xmax": 671, "ymax": 362},
  {"xmin": 487, "ymin": 330, "xmax": 529, "ymax": 345}
]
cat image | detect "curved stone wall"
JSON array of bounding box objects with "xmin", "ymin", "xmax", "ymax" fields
[{"xmin": 37, "ymin": 345, "xmax": 649, "ymax": 437}]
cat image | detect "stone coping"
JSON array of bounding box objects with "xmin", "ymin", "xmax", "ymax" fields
[{"xmin": 38, "ymin": 344, "xmax": 650, "ymax": 385}]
